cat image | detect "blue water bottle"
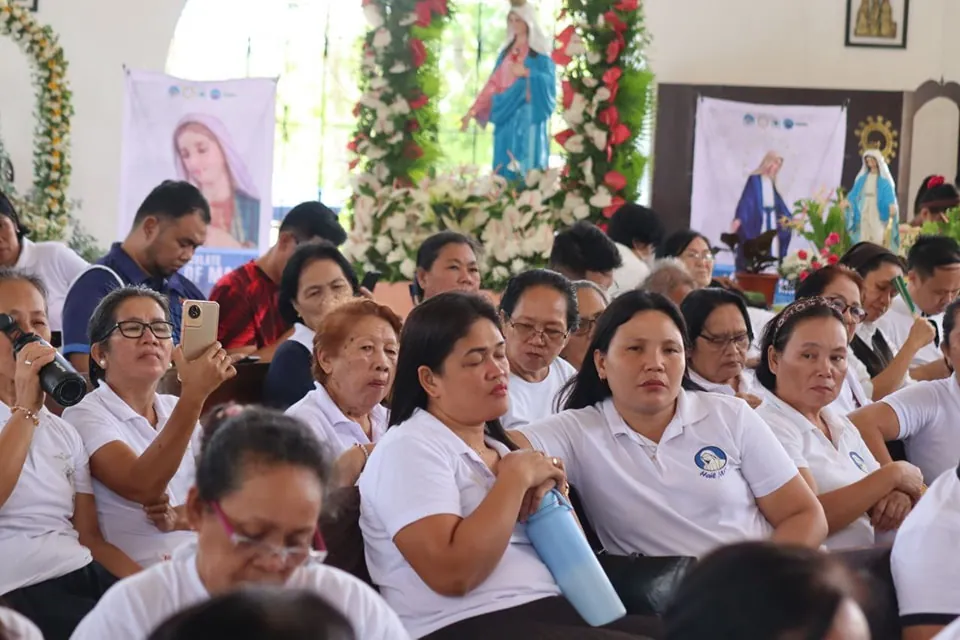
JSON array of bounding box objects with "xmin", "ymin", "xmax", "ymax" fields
[{"xmin": 525, "ymin": 490, "xmax": 626, "ymax": 626}]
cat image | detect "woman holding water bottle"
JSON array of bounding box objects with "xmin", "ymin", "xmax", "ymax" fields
[
  {"xmin": 511, "ymin": 290, "xmax": 828, "ymax": 558},
  {"xmin": 359, "ymin": 292, "xmax": 660, "ymax": 639}
]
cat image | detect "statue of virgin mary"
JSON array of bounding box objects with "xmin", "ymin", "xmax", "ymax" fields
[
  {"xmin": 846, "ymin": 149, "xmax": 900, "ymax": 251},
  {"xmin": 460, "ymin": 0, "xmax": 556, "ymax": 182}
]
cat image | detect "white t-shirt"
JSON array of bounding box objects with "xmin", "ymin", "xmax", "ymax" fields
[
  {"xmin": 519, "ymin": 390, "xmax": 800, "ymax": 558},
  {"xmin": 828, "ymin": 349, "xmax": 872, "ymax": 416},
  {"xmin": 289, "ymin": 322, "xmax": 316, "ymax": 351},
  {"xmin": 62, "ymin": 385, "xmax": 199, "ymax": 567},
  {"xmin": 609, "ymin": 243, "xmax": 650, "ymax": 298},
  {"xmin": 891, "ymin": 466, "xmax": 960, "ymax": 626},
  {"xmin": 502, "ymin": 358, "xmax": 576, "ymax": 430},
  {"xmin": 936, "ymin": 617, "xmax": 960, "ymax": 639},
  {"xmin": 757, "ymin": 393, "xmax": 880, "ymax": 550},
  {"xmin": 15, "ymin": 238, "xmax": 88, "ymax": 332},
  {"xmin": 359, "ymin": 409, "xmax": 561, "ymax": 639},
  {"xmin": 0, "ymin": 403, "xmax": 93, "ymax": 595},
  {"xmin": 880, "ymin": 374, "xmax": 960, "ymax": 483},
  {"xmin": 874, "ymin": 296, "xmax": 944, "ymax": 366},
  {"xmin": 688, "ymin": 368, "xmax": 757, "ymax": 397},
  {"xmin": 69, "ymin": 543, "xmax": 409, "ymax": 640},
  {"xmin": 286, "ymin": 383, "xmax": 388, "ymax": 457},
  {"xmin": 0, "ymin": 607, "xmax": 44, "ymax": 640}
]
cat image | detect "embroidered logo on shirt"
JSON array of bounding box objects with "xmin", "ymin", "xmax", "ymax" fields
[
  {"xmin": 695, "ymin": 446, "xmax": 728, "ymax": 478},
  {"xmin": 849, "ymin": 451, "xmax": 869, "ymax": 473},
  {"xmin": 54, "ymin": 452, "xmax": 76, "ymax": 489}
]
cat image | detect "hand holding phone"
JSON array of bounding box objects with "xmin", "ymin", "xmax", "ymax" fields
[{"xmin": 181, "ymin": 300, "xmax": 220, "ymax": 360}]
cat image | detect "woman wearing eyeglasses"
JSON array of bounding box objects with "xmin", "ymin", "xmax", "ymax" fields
[
  {"xmin": 793, "ymin": 266, "xmax": 872, "ymax": 415},
  {"xmin": 755, "ymin": 297, "xmax": 923, "ymax": 550},
  {"xmin": 498, "ymin": 270, "xmax": 579, "ymax": 430},
  {"xmin": 680, "ymin": 288, "xmax": 761, "ymax": 409},
  {"xmin": 62, "ymin": 286, "xmax": 236, "ymax": 568},
  {"xmin": 560, "ymin": 281, "xmax": 608, "ymax": 371},
  {"xmin": 71, "ymin": 407, "xmax": 408, "ymax": 639}
]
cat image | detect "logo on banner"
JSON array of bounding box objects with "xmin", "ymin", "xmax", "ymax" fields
[
  {"xmin": 168, "ymin": 85, "xmax": 234, "ymax": 100},
  {"xmin": 743, "ymin": 113, "xmax": 807, "ymax": 129}
]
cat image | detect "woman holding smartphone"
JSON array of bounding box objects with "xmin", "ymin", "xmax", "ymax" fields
[{"xmin": 61, "ymin": 286, "xmax": 236, "ymax": 568}]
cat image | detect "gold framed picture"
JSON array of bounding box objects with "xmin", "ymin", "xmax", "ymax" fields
[{"xmin": 845, "ymin": 0, "xmax": 909, "ymax": 49}]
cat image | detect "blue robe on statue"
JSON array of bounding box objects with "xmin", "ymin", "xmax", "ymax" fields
[
  {"xmin": 488, "ymin": 50, "xmax": 556, "ymax": 182},
  {"xmin": 733, "ymin": 174, "xmax": 792, "ymax": 272},
  {"xmin": 847, "ymin": 171, "xmax": 900, "ymax": 251}
]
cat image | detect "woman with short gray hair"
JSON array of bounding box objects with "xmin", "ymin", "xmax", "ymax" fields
[
  {"xmin": 560, "ymin": 280, "xmax": 609, "ymax": 370},
  {"xmin": 641, "ymin": 258, "xmax": 698, "ymax": 306},
  {"xmin": 62, "ymin": 286, "xmax": 236, "ymax": 568}
]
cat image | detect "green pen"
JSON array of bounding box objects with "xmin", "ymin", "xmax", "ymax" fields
[{"xmin": 893, "ymin": 275, "xmax": 917, "ymax": 315}]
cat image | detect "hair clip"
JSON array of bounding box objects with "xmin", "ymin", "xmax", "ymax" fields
[{"xmin": 928, "ymin": 175, "xmax": 946, "ymax": 189}]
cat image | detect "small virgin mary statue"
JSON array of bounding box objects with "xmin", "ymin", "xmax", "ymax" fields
[
  {"xmin": 846, "ymin": 149, "xmax": 900, "ymax": 251},
  {"xmin": 460, "ymin": 0, "xmax": 556, "ymax": 182}
]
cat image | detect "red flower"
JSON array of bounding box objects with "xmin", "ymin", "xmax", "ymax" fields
[
  {"xmin": 552, "ymin": 48, "xmax": 573, "ymax": 66},
  {"xmin": 825, "ymin": 231, "xmax": 840, "ymax": 247},
  {"xmin": 348, "ymin": 158, "xmax": 360, "ymax": 171},
  {"xmin": 602, "ymin": 67, "xmax": 622, "ymax": 86},
  {"xmin": 553, "ymin": 26, "xmax": 575, "ymax": 66},
  {"xmin": 827, "ymin": 254, "xmax": 840, "ymax": 265},
  {"xmin": 927, "ymin": 175, "xmax": 946, "ymax": 189},
  {"xmin": 613, "ymin": 0, "xmax": 638, "ymax": 11},
  {"xmin": 405, "ymin": 119, "xmax": 421, "ymax": 133},
  {"xmin": 606, "ymin": 34, "xmax": 625, "ymax": 63},
  {"xmin": 414, "ymin": 1, "xmax": 433, "ymax": 27},
  {"xmin": 820, "ymin": 247, "xmax": 830, "ymax": 257},
  {"xmin": 797, "ymin": 249, "xmax": 808, "ymax": 260},
  {"xmin": 598, "ymin": 106, "xmax": 620, "ymax": 128},
  {"xmin": 409, "ymin": 92, "xmax": 429, "ymax": 110},
  {"xmin": 604, "ymin": 11, "xmax": 628, "ymax": 33},
  {"xmin": 609, "ymin": 123, "xmax": 631, "ymax": 146},
  {"xmin": 410, "ymin": 39, "xmax": 427, "ymax": 68},
  {"xmin": 347, "ymin": 138, "xmax": 359, "ymax": 153},
  {"xmin": 604, "ymin": 171, "xmax": 627, "ymax": 191},
  {"xmin": 799, "ymin": 270, "xmax": 810, "ymax": 282},
  {"xmin": 603, "ymin": 196, "xmax": 626, "ymax": 218},
  {"xmin": 428, "ymin": 0, "xmax": 448, "ymax": 16},
  {"xmin": 597, "ymin": 222, "xmax": 609, "ymax": 232},
  {"xmin": 403, "ymin": 142, "xmax": 424, "ymax": 160},
  {"xmin": 811, "ymin": 261, "xmax": 822, "ymax": 270},
  {"xmin": 561, "ymin": 80, "xmax": 574, "ymax": 109},
  {"xmin": 554, "ymin": 128, "xmax": 576, "ymax": 147}
]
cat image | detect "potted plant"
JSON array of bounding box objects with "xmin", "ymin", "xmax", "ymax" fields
[{"xmin": 721, "ymin": 230, "xmax": 780, "ymax": 306}]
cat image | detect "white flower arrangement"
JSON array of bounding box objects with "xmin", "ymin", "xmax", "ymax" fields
[
  {"xmin": 343, "ymin": 167, "xmax": 564, "ymax": 290},
  {"xmin": 0, "ymin": 0, "xmax": 73, "ymax": 240}
]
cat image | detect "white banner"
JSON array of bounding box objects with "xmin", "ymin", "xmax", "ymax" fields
[
  {"xmin": 690, "ymin": 97, "xmax": 847, "ymax": 269},
  {"xmin": 118, "ymin": 69, "xmax": 277, "ymax": 293}
]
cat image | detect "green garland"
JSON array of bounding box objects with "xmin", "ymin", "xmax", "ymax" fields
[{"xmin": 0, "ymin": 0, "xmax": 74, "ymax": 239}]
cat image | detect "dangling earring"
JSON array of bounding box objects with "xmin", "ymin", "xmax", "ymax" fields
[{"xmin": 99, "ymin": 360, "xmax": 106, "ymax": 367}]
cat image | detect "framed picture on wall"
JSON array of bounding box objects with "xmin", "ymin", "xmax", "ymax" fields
[
  {"xmin": 845, "ymin": 0, "xmax": 909, "ymax": 48},
  {"xmin": 12, "ymin": 0, "xmax": 39, "ymax": 11}
]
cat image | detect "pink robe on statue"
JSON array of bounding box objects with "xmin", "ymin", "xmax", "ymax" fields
[{"xmin": 470, "ymin": 42, "xmax": 530, "ymax": 127}]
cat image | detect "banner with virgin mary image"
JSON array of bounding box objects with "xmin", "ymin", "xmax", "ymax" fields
[
  {"xmin": 689, "ymin": 97, "xmax": 847, "ymax": 270},
  {"xmin": 118, "ymin": 69, "xmax": 277, "ymax": 294}
]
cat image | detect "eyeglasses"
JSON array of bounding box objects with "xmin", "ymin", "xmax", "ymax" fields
[
  {"xmin": 698, "ymin": 332, "xmax": 751, "ymax": 350},
  {"xmin": 506, "ymin": 320, "xmax": 568, "ymax": 343},
  {"xmin": 824, "ymin": 297, "xmax": 867, "ymax": 323},
  {"xmin": 573, "ymin": 315, "xmax": 601, "ymax": 337},
  {"xmin": 105, "ymin": 320, "xmax": 175, "ymax": 340},
  {"xmin": 681, "ymin": 250, "xmax": 715, "ymax": 263},
  {"xmin": 210, "ymin": 502, "xmax": 327, "ymax": 566}
]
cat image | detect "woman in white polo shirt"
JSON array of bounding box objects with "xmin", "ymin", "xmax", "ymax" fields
[
  {"xmin": 359, "ymin": 292, "xmax": 659, "ymax": 639},
  {"xmin": 512, "ymin": 290, "xmax": 828, "ymax": 558},
  {"xmin": 498, "ymin": 269, "xmax": 578, "ymax": 430},
  {"xmin": 680, "ymin": 288, "xmax": 760, "ymax": 408},
  {"xmin": 0, "ymin": 269, "xmax": 138, "ymax": 640},
  {"xmin": 71, "ymin": 408, "xmax": 408, "ymax": 640},
  {"xmin": 62, "ymin": 286, "xmax": 237, "ymax": 568},
  {"xmin": 851, "ymin": 298, "xmax": 960, "ymax": 484},
  {"xmin": 754, "ymin": 296, "xmax": 923, "ymax": 550},
  {"xmin": 286, "ymin": 298, "xmax": 401, "ymax": 486}
]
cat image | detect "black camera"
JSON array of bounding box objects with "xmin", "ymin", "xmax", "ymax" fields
[
  {"xmin": 0, "ymin": 314, "xmax": 87, "ymax": 407},
  {"xmin": 188, "ymin": 304, "xmax": 202, "ymax": 320}
]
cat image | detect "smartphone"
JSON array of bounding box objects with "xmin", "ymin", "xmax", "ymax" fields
[
  {"xmin": 361, "ymin": 271, "xmax": 382, "ymax": 292},
  {"xmin": 180, "ymin": 300, "xmax": 220, "ymax": 361}
]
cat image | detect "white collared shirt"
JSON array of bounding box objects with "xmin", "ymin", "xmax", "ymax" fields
[
  {"xmin": 880, "ymin": 374, "xmax": 960, "ymax": 483},
  {"xmin": 688, "ymin": 368, "xmax": 757, "ymax": 397},
  {"xmin": 0, "ymin": 402, "xmax": 93, "ymax": 594},
  {"xmin": 15, "ymin": 238, "xmax": 88, "ymax": 332},
  {"xmin": 70, "ymin": 542, "xmax": 409, "ymax": 640},
  {"xmin": 286, "ymin": 383, "xmax": 389, "ymax": 457},
  {"xmin": 757, "ymin": 393, "xmax": 880, "ymax": 550},
  {"xmin": 519, "ymin": 390, "xmax": 799, "ymax": 558},
  {"xmin": 874, "ymin": 296, "xmax": 944, "ymax": 366},
  {"xmin": 936, "ymin": 617, "xmax": 960, "ymax": 639},
  {"xmin": 891, "ymin": 467, "xmax": 960, "ymax": 624},
  {"xmin": 359, "ymin": 409, "xmax": 561, "ymax": 639},
  {"xmin": 609, "ymin": 243, "xmax": 650, "ymax": 298},
  {"xmin": 828, "ymin": 349, "xmax": 872, "ymax": 416},
  {"xmin": 289, "ymin": 322, "xmax": 316, "ymax": 351},
  {"xmin": 502, "ymin": 358, "xmax": 576, "ymax": 430},
  {"xmin": 62, "ymin": 384, "xmax": 198, "ymax": 567},
  {"xmin": 746, "ymin": 307, "xmax": 776, "ymax": 357}
]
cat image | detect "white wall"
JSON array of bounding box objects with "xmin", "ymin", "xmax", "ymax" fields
[
  {"xmin": 0, "ymin": 0, "xmax": 185, "ymax": 245},
  {"xmin": 0, "ymin": 0, "xmax": 957, "ymax": 245}
]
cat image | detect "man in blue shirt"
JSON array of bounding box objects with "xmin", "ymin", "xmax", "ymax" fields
[{"xmin": 62, "ymin": 180, "xmax": 209, "ymax": 372}]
